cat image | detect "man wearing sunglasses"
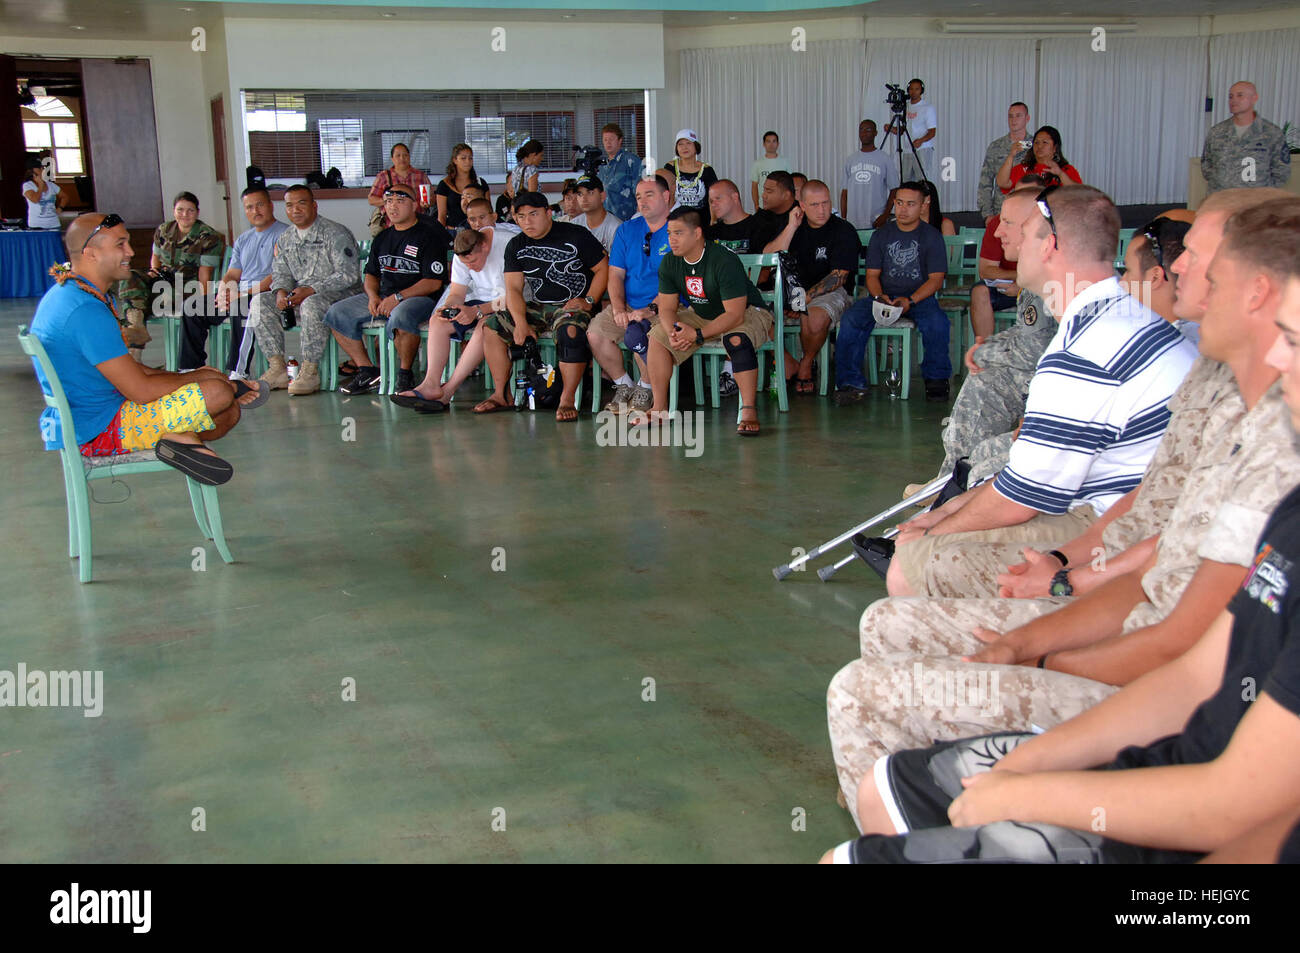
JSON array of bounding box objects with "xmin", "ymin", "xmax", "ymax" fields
[
  {"xmin": 323, "ymin": 183, "xmax": 450, "ymax": 395},
  {"xmin": 29, "ymin": 213, "xmax": 264, "ymax": 486},
  {"xmin": 587, "ymin": 175, "xmax": 674, "ymax": 414},
  {"xmin": 886, "ymin": 185, "xmax": 1197, "ymax": 599},
  {"xmin": 1120, "ymin": 216, "xmax": 1193, "ymax": 336}
]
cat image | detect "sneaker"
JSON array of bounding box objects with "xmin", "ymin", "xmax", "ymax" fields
[
  {"xmin": 924, "ymin": 379, "xmax": 950, "ymax": 402},
  {"xmin": 394, "ymin": 367, "xmax": 414, "ymax": 393},
  {"xmin": 260, "ymin": 355, "xmax": 290, "ymax": 390},
  {"xmin": 339, "ymin": 366, "xmax": 380, "ymax": 395},
  {"xmin": 718, "ymin": 370, "xmax": 738, "ymax": 397},
  {"xmin": 602, "ymin": 382, "xmax": 636, "ymax": 414},
  {"xmin": 832, "ymin": 386, "xmax": 868, "ymax": 406},
  {"xmin": 287, "ymin": 360, "xmax": 321, "ymax": 396},
  {"xmin": 627, "ymin": 385, "xmax": 653, "ymax": 413}
]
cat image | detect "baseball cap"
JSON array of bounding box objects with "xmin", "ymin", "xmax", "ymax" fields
[
  {"xmin": 512, "ymin": 190, "xmax": 550, "ymax": 212},
  {"xmin": 575, "ymin": 176, "xmax": 604, "ymax": 192},
  {"xmin": 673, "ymin": 129, "xmax": 700, "ymax": 145}
]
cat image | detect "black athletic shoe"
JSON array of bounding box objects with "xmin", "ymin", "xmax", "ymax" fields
[
  {"xmin": 339, "ymin": 366, "xmax": 381, "ymax": 395},
  {"xmin": 832, "ymin": 386, "xmax": 868, "ymax": 406},
  {"xmin": 924, "ymin": 379, "xmax": 950, "ymax": 402},
  {"xmin": 394, "ymin": 368, "xmax": 414, "ymax": 393}
]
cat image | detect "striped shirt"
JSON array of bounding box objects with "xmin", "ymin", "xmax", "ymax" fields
[{"xmin": 993, "ymin": 277, "xmax": 1197, "ymax": 516}]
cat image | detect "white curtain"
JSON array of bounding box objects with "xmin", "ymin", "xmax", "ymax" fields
[
  {"xmin": 861, "ymin": 38, "xmax": 1037, "ymax": 218},
  {"xmin": 1039, "ymin": 36, "xmax": 1207, "ymax": 205},
  {"xmin": 678, "ymin": 40, "xmax": 864, "ymax": 207},
  {"xmin": 1208, "ymin": 28, "xmax": 1300, "ymax": 133}
]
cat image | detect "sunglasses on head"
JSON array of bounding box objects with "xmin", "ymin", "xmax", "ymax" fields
[
  {"xmin": 383, "ymin": 189, "xmax": 414, "ymax": 202},
  {"xmin": 81, "ymin": 213, "xmax": 123, "ymax": 253},
  {"xmin": 1035, "ymin": 184, "xmax": 1060, "ymax": 246},
  {"xmin": 1139, "ymin": 220, "xmax": 1169, "ymax": 274}
]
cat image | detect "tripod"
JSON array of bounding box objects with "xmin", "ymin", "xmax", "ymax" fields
[{"xmin": 884, "ymin": 107, "xmax": 931, "ymax": 189}]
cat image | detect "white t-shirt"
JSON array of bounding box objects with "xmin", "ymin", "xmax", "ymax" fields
[
  {"xmin": 905, "ymin": 99, "xmax": 937, "ymax": 150},
  {"xmin": 24, "ymin": 180, "xmax": 61, "ymax": 229},
  {"xmin": 750, "ymin": 156, "xmax": 790, "ymax": 208},
  {"xmin": 573, "ymin": 211, "xmax": 622, "ymax": 253},
  {"xmin": 449, "ymin": 226, "xmax": 510, "ymax": 303}
]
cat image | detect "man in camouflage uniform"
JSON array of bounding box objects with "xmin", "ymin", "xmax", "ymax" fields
[
  {"xmin": 826, "ymin": 191, "xmax": 1300, "ymax": 825},
  {"xmin": 976, "ymin": 101, "xmax": 1031, "ymax": 224},
  {"xmin": 116, "ymin": 199, "xmax": 226, "ymax": 363},
  {"xmin": 251, "ymin": 185, "xmax": 362, "ymax": 396},
  {"xmin": 908, "ymin": 185, "xmax": 1054, "ymax": 493},
  {"xmin": 1201, "ymin": 81, "xmax": 1292, "ymax": 193}
]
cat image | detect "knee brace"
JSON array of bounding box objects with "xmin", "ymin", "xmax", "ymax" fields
[
  {"xmin": 555, "ymin": 323, "xmax": 591, "ymax": 364},
  {"xmin": 623, "ymin": 317, "xmax": 652, "ymax": 356},
  {"xmin": 723, "ymin": 332, "xmax": 757, "ymax": 373}
]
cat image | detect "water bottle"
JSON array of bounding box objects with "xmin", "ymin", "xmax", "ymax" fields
[{"xmin": 286, "ymin": 357, "xmax": 300, "ymax": 382}]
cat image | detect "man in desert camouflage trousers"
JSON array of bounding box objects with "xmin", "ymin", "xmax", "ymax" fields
[{"xmin": 250, "ymin": 185, "xmax": 362, "ymax": 396}]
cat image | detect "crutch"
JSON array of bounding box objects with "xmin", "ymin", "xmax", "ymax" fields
[
  {"xmin": 772, "ymin": 473, "xmax": 948, "ymax": 580},
  {"xmin": 816, "ymin": 527, "xmax": 899, "ymax": 581}
]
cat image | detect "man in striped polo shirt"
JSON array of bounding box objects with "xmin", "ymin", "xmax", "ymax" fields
[{"xmin": 887, "ymin": 185, "xmax": 1197, "ymax": 598}]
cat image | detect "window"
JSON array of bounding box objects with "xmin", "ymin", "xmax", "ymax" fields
[
  {"xmin": 318, "ymin": 119, "xmax": 365, "ymax": 186},
  {"xmin": 242, "ymin": 89, "xmax": 647, "ymax": 183},
  {"xmin": 23, "ymin": 121, "xmax": 84, "ymax": 176},
  {"xmin": 501, "ymin": 111, "xmax": 575, "ymax": 173}
]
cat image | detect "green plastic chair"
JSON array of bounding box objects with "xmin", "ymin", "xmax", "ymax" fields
[{"xmin": 18, "ymin": 325, "xmax": 234, "ymax": 583}]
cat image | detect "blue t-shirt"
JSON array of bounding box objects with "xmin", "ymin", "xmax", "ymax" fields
[
  {"xmin": 230, "ymin": 220, "xmax": 289, "ymax": 290},
  {"xmin": 30, "ymin": 280, "xmax": 128, "ymax": 449},
  {"xmin": 865, "ymin": 220, "xmax": 946, "ymax": 299},
  {"xmin": 609, "ymin": 216, "xmax": 670, "ymax": 310}
]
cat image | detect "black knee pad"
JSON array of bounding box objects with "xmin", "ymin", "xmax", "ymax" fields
[
  {"xmin": 555, "ymin": 323, "xmax": 591, "ymax": 364},
  {"xmin": 723, "ymin": 332, "xmax": 757, "ymax": 373}
]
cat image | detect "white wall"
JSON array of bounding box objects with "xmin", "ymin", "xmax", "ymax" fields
[{"xmin": 2, "ymin": 35, "xmax": 222, "ymax": 229}]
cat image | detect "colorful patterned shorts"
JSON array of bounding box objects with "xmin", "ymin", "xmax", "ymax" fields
[{"xmin": 80, "ymin": 383, "xmax": 215, "ymax": 457}]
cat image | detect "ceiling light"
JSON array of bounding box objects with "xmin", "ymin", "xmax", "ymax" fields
[{"xmin": 71, "ymin": 25, "xmax": 87, "ymax": 30}]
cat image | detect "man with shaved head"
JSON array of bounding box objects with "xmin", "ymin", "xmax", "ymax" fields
[
  {"xmin": 1201, "ymin": 80, "xmax": 1291, "ymax": 193},
  {"xmin": 27, "ymin": 213, "xmax": 263, "ymax": 485}
]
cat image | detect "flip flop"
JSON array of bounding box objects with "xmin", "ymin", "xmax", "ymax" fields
[
  {"xmin": 737, "ymin": 405, "xmax": 761, "ymax": 437},
  {"xmin": 555, "ymin": 405, "xmax": 578, "ymax": 423},
  {"xmin": 233, "ymin": 378, "xmax": 269, "ymax": 409},
  {"xmin": 473, "ymin": 396, "xmax": 511, "ymax": 414},
  {"xmin": 390, "ymin": 389, "xmax": 445, "ymax": 412},
  {"xmin": 155, "ymin": 438, "xmax": 234, "ymax": 486}
]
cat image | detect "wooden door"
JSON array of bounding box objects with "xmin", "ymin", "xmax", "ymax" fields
[
  {"xmin": 80, "ymin": 58, "xmax": 163, "ymax": 229},
  {"xmin": 210, "ymin": 94, "xmax": 233, "ymax": 243}
]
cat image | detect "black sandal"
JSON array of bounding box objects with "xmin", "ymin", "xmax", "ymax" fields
[
  {"xmin": 155, "ymin": 438, "xmax": 234, "ymax": 486},
  {"xmin": 232, "ymin": 378, "xmax": 269, "ymax": 409}
]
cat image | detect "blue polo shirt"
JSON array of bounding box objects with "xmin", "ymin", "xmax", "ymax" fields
[
  {"xmin": 30, "ymin": 280, "xmax": 128, "ymax": 449},
  {"xmin": 609, "ymin": 216, "xmax": 670, "ymax": 310}
]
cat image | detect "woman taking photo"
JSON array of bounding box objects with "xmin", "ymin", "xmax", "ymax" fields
[
  {"xmin": 436, "ymin": 143, "xmax": 490, "ymax": 231},
  {"xmin": 996, "ymin": 125, "xmax": 1082, "ymax": 191},
  {"xmin": 660, "ymin": 129, "xmax": 716, "ymax": 213},
  {"xmin": 505, "ymin": 140, "xmax": 544, "ymax": 201},
  {"xmin": 22, "ymin": 156, "xmax": 65, "ymax": 230},
  {"xmin": 368, "ymin": 142, "xmax": 431, "ymax": 230}
]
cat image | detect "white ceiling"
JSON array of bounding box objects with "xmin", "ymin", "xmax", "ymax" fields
[{"xmin": 0, "ymin": 0, "xmax": 1294, "ymax": 41}]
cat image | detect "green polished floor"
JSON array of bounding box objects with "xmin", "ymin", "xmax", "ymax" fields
[{"xmin": 0, "ymin": 298, "xmax": 949, "ymax": 863}]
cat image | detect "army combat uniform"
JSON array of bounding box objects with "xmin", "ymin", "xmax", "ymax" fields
[
  {"xmin": 936, "ymin": 288, "xmax": 1055, "ymax": 484},
  {"xmin": 115, "ymin": 218, "xmax": 226, "ymax": 354},
  {"xmin": 1201, "ymin": 115, "xmax": 1291, "ymax": 193},
  {"xmin": 249, "ymin": 215, "xmax": 362, "ymax": 364},
  {"xmin": 976, "ymin": 135, "xmax": 1029, "ymax": 220}
]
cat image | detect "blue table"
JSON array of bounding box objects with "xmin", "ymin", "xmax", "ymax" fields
[{"xmin": 0, "ymin": 230, "xmax": 67, "ymax": 298}]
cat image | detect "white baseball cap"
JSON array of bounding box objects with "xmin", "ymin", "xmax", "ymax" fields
[{"xmin": 673, "ymin": 129, "xmax": 701, "ymax": 145}]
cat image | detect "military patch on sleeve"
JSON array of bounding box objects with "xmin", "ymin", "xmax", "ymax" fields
[
  {"xmin": 1022, "ymin": 304, "xmax": 1038, "ymax": 326},
  {"xmin": 343, "ymin": 246, "xmax": 355, "ymax": 257}
]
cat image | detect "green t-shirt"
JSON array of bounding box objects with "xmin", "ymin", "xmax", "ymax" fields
[{"xmin": 658, "ymin": 243, "xmax": 766, "ymax": 321}]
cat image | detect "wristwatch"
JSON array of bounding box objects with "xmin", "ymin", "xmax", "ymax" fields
[
  {"xmin": 694, "ymin": 327, "xmax": 705, "ymax": 346},
  {"xmin": 583, "ymin": 296, "xmax": 595, "ymax": 308},
  {"xmin": 1049, "ymin": 569, "xmax": 1074, "ymax": 597},
  {"xmin": 394, "ymin": 291, "xmax": 404, "ymax": 302}
]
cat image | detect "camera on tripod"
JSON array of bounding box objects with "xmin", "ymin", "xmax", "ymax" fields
[
  {"xmin": 884, "ymin": 83, "xmax": 909, "ymax": 116},
  {"xmin": 572, "ymin": 145, "xmax": 605, "ymax": 176}
]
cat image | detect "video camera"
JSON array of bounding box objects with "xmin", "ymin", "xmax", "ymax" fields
[
  {"xmin": 884, "ymin": 83, "xmax": 908, "ymax": 116},
  {"xmin": 572, "ymin": 145, "xmax": 605, "ymax": 176}
]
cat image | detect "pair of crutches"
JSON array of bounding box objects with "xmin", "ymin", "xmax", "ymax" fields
[{"xmin": 772, "ymin": 472, "xmax": 953, "ymax": 582}]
